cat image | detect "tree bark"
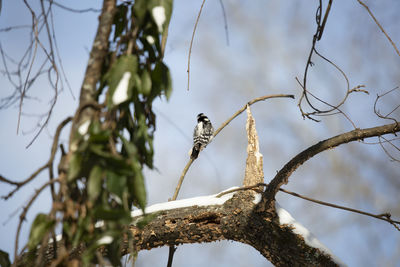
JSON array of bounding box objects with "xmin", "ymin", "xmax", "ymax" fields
[{"xmin": 127, "ymin": 192, "xmax": 340, "ymax": 267}]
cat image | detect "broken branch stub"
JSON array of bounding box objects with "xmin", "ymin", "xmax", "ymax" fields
[{"xmin": 244, "ymin": 106, "xmax": 264, "ymax": 188}]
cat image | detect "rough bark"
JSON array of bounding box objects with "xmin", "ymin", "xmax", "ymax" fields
[
  {"xmin": 127, "ymin": 192, "xmax": 339, "ymax": 267},
  {"xmin": 68, "ymin": 0, "xmax": 116, "ymax": 147}
]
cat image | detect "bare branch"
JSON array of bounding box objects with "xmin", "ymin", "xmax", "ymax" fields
[
  {"xmin": 278, "ymin": 188, "xmax": 400, "ymax": 231},
  {"xmin": 213, "ymin": 94, "xmax": 295, "ymax": 137},
  {"xmin": 172, "ymin": 158, "xmax": 194, "ymax": 201},
  {"xmin": 218, "ymin": 0, "xmax": 230, "ymax": 46},
  {"xmin": 187, "ymin": 0, "xmax": 207, "ymax": 91},
  {"xmin": 261, "ymin": 122, "xmax": 400, "ymax": 211},
  {"xmin": 69, "ymin": 0, "xmax": 116, "ymax": 146},
  {"xmin": 217, "ymin": 183, "xmax": 400, "ymax": 231},
  {"xmin": 14, "ymin": 178, "xmax": 60, "ymax": 263},
  {"xmin": 49, "ymin": 1, "xmax": 101, "ymax": 13},
  {"xmin": 357, "ymin": 0, "xmax": 400, "ymax": 57},
  {"xmin": 1, "ymin": 116, "xmax": 71, "ymax": 200}
]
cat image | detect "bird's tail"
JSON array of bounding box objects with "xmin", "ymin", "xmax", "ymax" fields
[{"xmin": 190, "ymin": 143, "xmax": 201, "ymax": 159}]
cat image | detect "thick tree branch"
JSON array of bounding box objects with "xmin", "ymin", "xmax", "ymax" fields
[
  {"xmin": 261, "ymin": 122, "xmax": 400, "ymax": 212},
  {"xmin": 69, "ymin": 0, "xmax": 116, "ymax": 145},
  {"xmin": 127, "ymin": 192, "xmax": 340, "ymax": 267}
]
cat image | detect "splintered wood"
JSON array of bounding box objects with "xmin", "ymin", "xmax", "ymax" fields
[{"xmin": 243, "ymin": 105, "xmax": 264, "ymax": 187}]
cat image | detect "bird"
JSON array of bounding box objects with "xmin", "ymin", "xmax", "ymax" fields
[{"xmin": 190, "ymin": 113, "xmax": 214, "ymax": 159}]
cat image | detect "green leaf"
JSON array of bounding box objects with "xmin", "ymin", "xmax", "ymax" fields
[
  {"xmin": 161, "ymin": 0, "xmax": 173, "ymax": 30},
  {"xmin": 93, "ymin": 207, "xmax": 130, "ymax": 222},
  {"xmin": 119, "ymin": 135, "xmax": 138, "ymax": 158},
  {"xmin": 0, "ymin": 250, "xmax": 11, "ymax": 267},
  {"xmin": 140, "ymin": 69, "xmax": 152, "ymax": 96},
  {"xmin": 88, "ymin": 165, "xmax": 103, "ymax": 202},
  {"xmin": 148, "ymin": 0, "xmax": 173, "ymax": 33},
  {"xmin": 67, "ymin": 153, "xmax": 83, "ymax": 181},
  {"xmin": 130, "ymin": 162, "xmax": 146, "ymax": 210},
  {"xmin": 106, "ymin": 171, "xmax": 127, "ymax": 200},
  {"xmin": 133, "ymin": 0, "xmax": 149, "ymax": 26},
  {"xmin": 72, "ymin": 216, "xmax": 90, "ymax": 247},
  {"xmin": 28, "ymin": 214, "xmax": 55, "ymax": 250},
  {"xmin": 151, "ymin": 62, "xmax": 172, "ymax": 100},
  {"xmin": 105, "ymin": 55, "xmax": 138, "ymax": 108}
]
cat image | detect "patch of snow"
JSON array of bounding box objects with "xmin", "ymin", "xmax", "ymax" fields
[
  {"xmin": 131, "ymin": 187, "xmax": 239, "ymax": 217},
  {"xmin": 95, "ymin": 220, "xmax": 104, "ymax": 228},
  {"xmin": 78, "ymin": 120, "xmax": 91, "ymax": 135},
  {"xmin": 110, "ymin": 193, "xmax": 122, "ymax": 205},
  {"xmin": 112, "ymin": 72, "xmax": 131, "ymax": 105},
  {"xmin": 97, "ymin": 235, "xmax": 114, "ymax": 245},
  {"xmin": 276, "ymin": 203, "xmax": 346, "ymax": 266},
  {"xmin": 48, "ymin": 234, "xmax": 63, "ymax": 244},
  {"xmin": 252, "ymin": 193, "xmax": 262, "ymax": 204},
  {"xmin": 152, "ymin": 6, "xmax": 166, "ymax": 32},
  {"xmin": 146, "ymin": 35, "xmax": 155, "ymax": 45}
]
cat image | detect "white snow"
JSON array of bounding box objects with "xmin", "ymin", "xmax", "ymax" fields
[
  {"xmin": 252, "ymin": 193, "xmax": 262, "ymax": 205},
  {"xmin": 146, "ymin": 35, "xmax": 155, "ymax": 45},
  {"xmin": 48, "ymin": 234, "xmax": 63, "ymax": 244},
  {"xmin": 131, "ymin": 187, "xmax": 239, "ymax": 217},
  {"xmin": 112, "ymin": 72, "xmax": 131, "ymax": 105},
  {"xmin": 276, "ymin": 203, "xmax": 346, "ymax": 266},
  {"xmin": 95, "ymin": 220, "xmax": 104, "ymax": 228},
  {"xmin": 97, "ymin": 235, "xmax": 114, "ymax": 245},
  {"xmin": 78, "ymin": 120, "xmax": 91, "ymax": 135},
  {"xmin": 152, "ymin": 6, "xmax": 166, "ymax": 32}
]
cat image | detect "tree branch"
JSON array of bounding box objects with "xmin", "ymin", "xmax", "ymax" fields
[
  {"xmin": 127, "ymin": 192, "xmax": 341, "ymax": 267},
  {"xmin": 261, "ymin": 122, "xmax": 400, "ymax": 212},
  {"xmin": 357, "ymin": 0, "xmax": 400, "ymax": 57},
  {"xmin": 69, "ymin": 0, "xmax": 116, "ymax": 146}
]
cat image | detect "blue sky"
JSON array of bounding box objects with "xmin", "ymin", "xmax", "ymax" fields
[{"xmin": 1, "ymin": 1, "xmax": 400, "ymax": 266}]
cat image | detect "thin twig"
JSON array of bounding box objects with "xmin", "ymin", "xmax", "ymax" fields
[
  {"xmin": 14, "ymin": 178, "xmax": 60, "ymax": 263},
  {"xmin": 49, "ymin": 0, "xmax": 101, "ymax": 13},
  {"xmin": 378, "ymin": 136, "xmax": 400, "ymax": 162},
  {"xmin": 25, "ymin": 0, "xmax": 60, "ymax": 149},
  {"xmin": 1, "ymin": 117, "xmax": 72, "ymax": 200},
  {"xmin": 278, "ymin": 187, "xmax": 400, "ymax": 230},
  {"xmin": 171, "ymin": 158, "xmax": 194, "ymax": 201},
  {"xmin": 18, "ymin": 0, "xmax": 39, "ymax": 134},
  {"xmin": 357, "ymin": 0, "xmax": 400, "ymax": 57},
  {"xmin": 2, "ymin": 164, "xmax": 48, "ymax": 200},
  {"xmin": 218, "ymin": 0, "xmax": 230, "ymax": 46},
  {"xmin": 48, "ymin": 116, "xmax": 72, "ymax": 200},
  {"xmin": 187, "ymin": 0, "xmax": 206, "ymax": 91},
  {"xmin": 373, "ymin": 87, "xmax": 399, "ymax": 124},
  {"xmin": 216, "ymin": 183, "xmax": 400, "ymax": 231},
  {"xmin": 213, "ymin": 94, "xmax": 294, "ymax": 137}
]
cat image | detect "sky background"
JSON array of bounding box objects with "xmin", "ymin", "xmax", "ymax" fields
[{"xmin": 1, "ymin": 0, "xmax": 400, "ymax": 266}]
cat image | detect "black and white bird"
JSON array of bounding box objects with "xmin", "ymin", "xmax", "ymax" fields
[{"xmin": 190, "ymin": 113, "xmax": 214, "ymax": 159}]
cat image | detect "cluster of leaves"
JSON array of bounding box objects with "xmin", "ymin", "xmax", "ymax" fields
[{"xmin": 26, "ymin": 0, "xmax": 173, "ymax": 265}]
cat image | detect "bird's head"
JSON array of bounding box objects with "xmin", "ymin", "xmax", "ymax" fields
[{"xmin": 197, "ymin": 113, "xmax": 209, "ymax": 122}]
